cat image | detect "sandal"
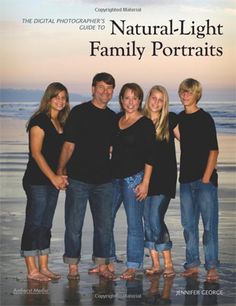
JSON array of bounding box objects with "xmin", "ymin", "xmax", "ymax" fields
[{"xmin": 120, "ymin": 268, "xmax": 136, "ymax": 280}]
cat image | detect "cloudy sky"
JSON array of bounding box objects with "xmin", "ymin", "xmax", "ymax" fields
[{"xmin": 1, "ymin": 0, "xmax": 235, "ymax": 100}]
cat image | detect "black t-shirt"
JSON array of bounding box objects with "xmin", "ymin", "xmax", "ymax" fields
[
  {"xmin": 23, "ymin": 113, "xmax": 64, "ymax": 185},
  {"xmin": 111, "ymin": 115, "xmax": 156, "ymax": 179},
  {"xmin": 148, "ymin": 112, "xmax": 178, "ymax": 198},
  {"xmin": 64, "ymin": 101, "xmax": 116, "ymax": 184},
  {"xmin": 178, "ymin": 108, "xmax": 218, "ymax": 185}
]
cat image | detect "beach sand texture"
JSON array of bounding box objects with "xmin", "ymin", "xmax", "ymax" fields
[{"xmin": 0, "ymin": 117, "xmax": 235, "ymax": 306}]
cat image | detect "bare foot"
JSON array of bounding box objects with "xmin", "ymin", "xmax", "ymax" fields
[
  {"xmin": 181, "ymin": 267, "xmax": 199, "ymax": 277},
  {"xmin": 88, "ymin": 266, "xmax": 99, "ymax": 274},
  {"xmin": 99, "ymin": 265, "xmax": 115, "ymax": 279},
  {"xmin": 145, "ymin": 267, "xmax": 163, "ymax": 275},
  {"xmin": 40, "ymin": 268, "xmax": 61, "ymax": 280},
  {"xmin": 163, "ymin": 267, "xmax": 176, "ymax": 278},
  {"xmin": 120, "ymin": 268, "xmax": 136, "ymax": 280},
  {"xmin": 27, "ymin": 271, "xmax": 51, "ymax": 282},
  {"xmin": 206, "ymin": 268, "xmax": 219, "ymax": 282}
]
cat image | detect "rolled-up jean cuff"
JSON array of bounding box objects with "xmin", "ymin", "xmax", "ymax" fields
[
  {"xmin": 20, "ymin": 248, "xmax": 50, "ymax": 257},
  {"xmin": 155, "ymin": 241, "xmax": 173, "ymax": 252},
  {"xmin": 144, "ymin": 241, "xmax": 155, "ymax": 250},
  {"xmin": 127, "ymin": 262, "xmax": 143, "ymax": 269},
  {"xmin": 184, "ymin": 260, "xmax": 201, "ymax": 270},
  {"xmin": 204, "ymin": 260, "xmax": 220, "ymax": 271},
  {"xmin": 94, "ymin": 256, "xmax": 116, "ymax": 265},
  {"xmin": 63, "ymin": 255, "xmax": 80, "ymax": 265}
]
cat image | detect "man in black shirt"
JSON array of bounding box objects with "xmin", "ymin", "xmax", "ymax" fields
[
  {"xmin": 57, "ymin": 72, "xmax": 116, "ymax": 279},
  {"xmin": 178, "ymin": 78, "xmax": 219, "ymax": 282}
]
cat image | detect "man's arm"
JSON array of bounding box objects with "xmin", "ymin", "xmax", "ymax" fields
[
  {"xmin": 202, "ymin": 150, "xmax": 219, "ymax": 183},
  {"xmin": 57, "ymin": 141, "xmax": 75, "ymax": 175}
]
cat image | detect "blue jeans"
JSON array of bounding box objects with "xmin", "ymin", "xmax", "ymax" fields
[
  {"xmin": 143, "ymin": 195, "xmax": 172, "ymax": 252},
  {"xmin": 21, "ymin": 184, "xmax": 59, "ymax": 257},
  {"xmin": 180, "ymin": 180, "xmax": 220, "ymax": 271},
  {"xmin": 63, "ymin": 178, "xmax": 113, "ymax": 265},
  {"xmin": 111, "ymin": 171, "xmax": 144, "ymax": 269}
]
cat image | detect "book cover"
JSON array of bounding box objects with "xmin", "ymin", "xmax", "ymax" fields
[{"xmin": 1, "ymin": 1, "xmax": 235, "ymax": 305}]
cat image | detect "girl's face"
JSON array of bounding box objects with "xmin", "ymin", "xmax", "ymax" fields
[
  {"xmin": 148, "ymin": 90, "xmax": 164, "ymax": 113},
  {"xmin": 121, "ymin": 89, "xmax": 141, "ymax": 113},
  {"xmin": 50, "ymin": 90, "xmax": 67, "ymax": 112}
]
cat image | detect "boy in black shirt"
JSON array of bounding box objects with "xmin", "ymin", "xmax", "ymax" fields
[{"xmin": 178, "ymin": 78, "xmax": 219, "ymax": 281}]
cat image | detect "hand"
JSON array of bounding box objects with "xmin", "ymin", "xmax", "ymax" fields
[
  {"xmin": 52, "ymin": 175, "xmax": 69, "ymax": 190},
  {"xmin": 134, "ymin": 182, "xmax": 148, "ymax": 201}
]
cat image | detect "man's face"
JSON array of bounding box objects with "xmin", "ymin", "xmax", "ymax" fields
[{"xmin": 92, "ymin": 81, "xmax": 114, "ymax": 107}]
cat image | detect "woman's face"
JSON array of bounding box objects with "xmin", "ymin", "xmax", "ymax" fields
[
  {"xmin": 121, "ymin": 89, "xmax": 141, "ymax": 114},
  {"xmin": 148, "ymin": 90, "xmax": 164, "ymax": 114},
  {"xmin": 50, "ymin": 90, "xmax": 67, "ymax": 112}
]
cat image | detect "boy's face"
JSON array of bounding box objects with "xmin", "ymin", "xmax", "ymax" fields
[{"xmin": 179, "ymin": 90, "xmax": 197, "ymax": 108}]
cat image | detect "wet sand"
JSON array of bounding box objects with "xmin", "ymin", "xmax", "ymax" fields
[{"xmin": 0, "ymin": 117, "xmax": 236, "ymax": 306}]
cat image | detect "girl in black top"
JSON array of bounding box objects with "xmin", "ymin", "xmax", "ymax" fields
[
  {"xmin": 143, "ymin": 85, "xmax": 179, "ymax": 278},
  {"xmin": 21, "ymin": 83, "xmax": 70, "ymax": 282},
  {"xmin": 111, "ymin": 83, "xmax": 155, "ymax": 280}
]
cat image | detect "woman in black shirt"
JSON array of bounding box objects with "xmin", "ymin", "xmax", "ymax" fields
[
  {"xmin": 111, "ymin": 83, "xmax": 155, "ymax": 280},
  {"xmin": 21, "ymin": 83, "xmax": 70, "ymax": 282},
  {"xmin": 143, "ymin": 85, "xmax": 179, "ymax": 278}
]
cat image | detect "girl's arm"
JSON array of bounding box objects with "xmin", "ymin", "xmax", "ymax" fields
[{"xmin": 30, "ymin": 126, "xmax": 68, "ymax": 189}]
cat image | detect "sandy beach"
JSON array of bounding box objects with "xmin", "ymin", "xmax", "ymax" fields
[{"xmin": 0, "ymin": 117, "xmax": 235, "ymax": 306}]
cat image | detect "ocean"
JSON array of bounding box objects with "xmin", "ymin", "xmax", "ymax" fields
[{"xmin": 0, "ymin": 100, "xmax": 235, "ymax": 134}]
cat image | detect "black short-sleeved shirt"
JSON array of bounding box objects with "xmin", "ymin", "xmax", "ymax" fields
[
  {"xmin": 178, "ymin": 108, "xmax": 218, "ymax": 185},
  {"xmin": 148, "ymin": 112, "xmax": 178, "ymax": 198},
  {"xmin": 111, "ymin": 115, "xmax": 156, "ymax": 179},
  {"xmin": 23, "ymin": 113, "xmax": 64, "ymax": 185},
  {"xmin": 64, "ymin": 101, "xmax": 116, "ymax": 184}
]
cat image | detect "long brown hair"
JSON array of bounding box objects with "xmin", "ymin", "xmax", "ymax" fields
[{"xmin": 26, "ymin": 82, "xmax": 70, "ymax": 130}]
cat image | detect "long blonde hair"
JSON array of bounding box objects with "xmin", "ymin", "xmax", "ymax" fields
[
  {"xmin": 26, "ymin": 82, "xmax": 70, "ymax": 130},
  {"xmin": 143, "ymin": 85, "xmax": 169, "ymax": 141}
]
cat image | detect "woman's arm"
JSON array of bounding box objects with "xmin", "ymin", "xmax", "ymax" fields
[
  {"xmin": 30, "ymin": 126, "xmax": 68, "ymax": 189},
  {"xmin": 57, "ymin": 141, "xmax": 75, "ymax": 175},
  {"xmin": 134, "ymin": 164, "xmax": 153, "ymax": 201}
]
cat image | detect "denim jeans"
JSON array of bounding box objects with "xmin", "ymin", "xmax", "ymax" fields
[
  {"xmin": 143, "ymin": 195, "xmax": 172, "ymax": 252},
  {"xmin": 63, "ymin": 178, "xmax": 113, "ymax": 265},
  {"xmin": 21, "ymin": 184, "xmax": 59, "ymax": 257},
  {"xmin": 180, "ymin": 179, "xmax": 220, "ymax": 270},
  {"xmin": 111, "ymin": 171, "xmax": 144, "ymax": 269}
]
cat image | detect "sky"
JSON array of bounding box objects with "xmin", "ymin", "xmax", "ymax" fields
[{"xmin": 1, "ymin": 0, "xmax": 236, "ymax": 101}]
